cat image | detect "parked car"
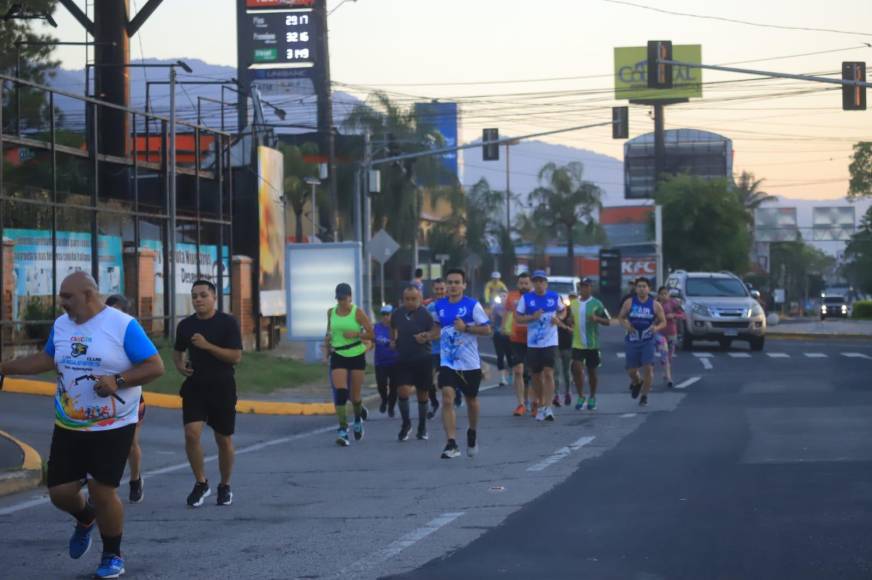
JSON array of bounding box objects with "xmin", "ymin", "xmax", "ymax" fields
[
  {"xmin": 546, "ymin": 276, "xmax": 579, "ymax": 307},
  {"xmin": 665, "ymin": 270, "xmax": 767, "ymax": 351},
  {"xmin": 820, "ymin": 295, "xmax": 850, "ymax": 320}
]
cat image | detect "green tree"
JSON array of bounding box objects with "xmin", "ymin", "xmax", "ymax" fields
[
  {"xmin": 770, "ymin": 238, "xmax": 835, "ymax": 305},
  {"xmin": 843, "ymin": 207, "xmax": 872, "ymax": 294},
  {"xmin": 848, "ymin": 142, "xmax": 872, "ymax": 200},
  {"xmin": 528, "ymin": 161, "xmax": 602, "ymax": 270},
  {"xmin": 278, "ymin": 143, "xmax": 320, "ymax": 243},
  {"xmin": 733, "ymin": 171, "xmax": 776, "ymax": 213},
  {"xmin": 655, "ymin": 174, "xmax": 751, "ymax": 273}
]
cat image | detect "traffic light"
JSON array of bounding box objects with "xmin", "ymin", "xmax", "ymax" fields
[
  {"xmin": 598, "ymin": 248, "xmax": 622, "ymax": 292},
  {"xmin": 647, "ymin": 40, "xmax": 673, "ymax": 89},
  {"xmin": 612, "ymin": 106, "xmax": 629, "ymax": 139},
  {"xmin": 842, "ymin": 61, "xmax": 866, "ymax": 111},
  {"xmin": 483, "ymin": 128, "xmax": 500, "ymax": 161}
]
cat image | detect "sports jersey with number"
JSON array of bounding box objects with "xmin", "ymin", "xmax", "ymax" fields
[
  {"xmin": 517, "ymin": 290, "xmax": 565, "ymax": 348},
  {"xmin": 45, "ymin": 307, "xmax": 157, "ymax": 432},
  {"xmin": 431, "ymin": 296, "xmax": 490, "ymax": 371}
]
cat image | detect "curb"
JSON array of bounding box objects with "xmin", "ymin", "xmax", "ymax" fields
[
  {"xmin": 0, "ymin": 430, "xmax": 44, "ymax": 498},
  {"xmin": 1, "ymin": 378, "xmax": 376, "ymax": 417},
  {"xmin": 767, "ymin": 332, "xmax": 872, "ymax": 342}
]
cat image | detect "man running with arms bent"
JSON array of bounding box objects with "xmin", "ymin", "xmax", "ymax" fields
[{"xmin": 618, "ymin": 277, "xmax": 666, "ymax": 407}]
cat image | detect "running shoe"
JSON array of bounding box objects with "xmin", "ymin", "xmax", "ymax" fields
[
  {"xmin": 667, "ymin": 381, "xmax": 674, "ymax": 389},
  {"xmin": 441, "ymin": 440, "xmax": 461, "ymax": 459},
  {"xmin": 68, "ymin": 520, "xmax": 94, "ymax": 559},
  {"xmin": 499, "ymin": 381, "xmax": 508, "ymax": 388},
  {"xmin": 535, "ymin": 407, "xmax": 545, "ymax": 422},
  {"xmin": 455, "ymin": 394, "xmax": 464, "ymax": 408},
  {"xmin": 552, "ymin": 395, "xmax": 561, "ymax": 408},
  {"xmin": 513, "ymin": 403, "xmax": 526, "ymax": 416},
  {"xmin": 530, "ymin": 401, "xmax": 539, "ymax": 418},
  {"xmin": 544, "ymin": 407, "xmax": 555, "ymax": 422},
  {"xmin": 398, "ymin": 421, "xmax": 411, "ymax": 442},
  {"xmin": 360, "ymin": 406, "xmax": 369, "ymax": 421},
  {"xmin": 216, "ymin": 484, "xmax": 233, "ymax": 506},
  {"xmin": 639, "ymin": 394, "xmax": 649, "ymax": 407},
  {"xmin": 630, "ymin": 382, "xmax": 643, "ymax": 400},
  {"xmin": 427, "ymin": 399, "xmax": 439, "ymax": 420},
  {"xmin": 128, "ymin": 478, "xmax": 143, "ymax": 504},
  {"xmin": 94, "ymin": 554, "xmax": 125, "ymax": 579},
  {"xmin": 587, "ymin": 397, "xmax": 597, "ymax": 411},
  {"xmin": 186, "ymin": 481, "xmax": 211, "ymax": 508},
  {"xmin": 379, "ymin": 400, "xmax": 387, "ymax": 414},
  {"xmin": 467, "ymin": 429, "xmax": 478, "ymax": 457},
  {"xmin": 564, "ymin": 393, "xmax": 572, "ymax": 406},
  {"xmin": 388, "ymin": 406, "xmax": 396, "ymax": 418},
  {"xmin": 353, "ymin": 419, "xmax": 365, "ymax": 441},
  {"xmin": 416, "ymin": 427, "xmax": 429, "ymax": 441},
  {"xmin": 336, "ymin": 428, "xmax": 350, "ymax": 447},
  {"xmin": 575, "ymin": 396, "xmax": 586, "ymax": 410}
]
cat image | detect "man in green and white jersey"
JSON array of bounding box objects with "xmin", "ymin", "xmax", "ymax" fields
[{"xmin": 563, "ymin": 278, "xmax": 610, "ymax": 411}]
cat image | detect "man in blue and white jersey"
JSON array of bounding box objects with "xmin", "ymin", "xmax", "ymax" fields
[
  {"xmin": 515, "ymin": 270, "xmax": 566, "ymax": 422},
  {"xmin": 429, "ymin": 269, "xmax": 492, "ymax": 459},
  {"xmin": 618, "ymin": 277, "xmax": 666, "ymax": 407}
]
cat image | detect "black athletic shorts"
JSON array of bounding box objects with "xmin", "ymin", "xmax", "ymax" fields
[
  {"xmin": 438, "ymin": 367, "xmax": 483, "ymax": 399},
  {"xmin": 509, "ymin": 341, "xmax": 528, "ymax": 368},
  {"xmin": 181, "ymin": 376, "xmax": 238, "ymax": 436},
  {"xmin": 330, "ymin": 352, "xmax": 366, "ymax": 371},
  {"xmin": 572, "ymin": 348, "xmax": 602, "ymax": 370},
  {"xmin": 527, "ymin": 346, "xmax": 557, "ymax": 374},
  {"xmin": 395, "ymin": 357, "xmax": 433, "ymax": 391},
  {"xmin": 47, "ymin": 423, "xmax": 136, "ymax": 488}
]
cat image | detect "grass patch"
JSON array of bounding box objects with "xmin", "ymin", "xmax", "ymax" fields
[{"xmin": 146, "ymin": 343, "xmax": 329, "ymax": 395}]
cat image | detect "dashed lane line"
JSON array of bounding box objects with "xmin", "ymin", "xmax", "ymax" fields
[
  {"xmin": 767, "ymin": 353, "xmax": 790, "ymax": 358},
  {"xmin": 842, "ymin": 352, "xmax": 872, "ymax": 360},
  {"xmin": 674, "ymin": 376, "xmax": 702, "ymax": 390},
  {"xmin": 728, "ymin": 352, "xmax": 752, "ymax": 358},
  {"xmin": 527, "ymin": 436, "xmax": 596, "ymax": 473},
  {"xmin": 804, "ymin": 353, "xmax": 828, "ymax": 358}
]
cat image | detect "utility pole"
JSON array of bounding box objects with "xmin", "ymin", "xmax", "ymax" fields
[
  {"xmin": 314, "ymin": 0, "xmax": 338, "ymax": 241},
  {"xmin": 505, "ymin": 142, "xmax": 511, "ymax": 230}
]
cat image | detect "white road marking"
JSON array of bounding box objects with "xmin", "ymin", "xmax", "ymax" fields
[
  {"xmin": 617, "ymin": 353, "xmax": 626, "ymax": 359},
  {"xmin": 804, "ymin": 353, "xmax": 828, "ymax": 358},
  {"xmin": 674, "ymin": 376, "xmax": 702, "ymax": 390},
  {"xmin": 843, "ymin": 352, "xmax": 872, "ymax": 360},
  {"xmin": 693, "ymin": 352, "xmax": 714, "ymax": 358},
  {"xmin": 336, "ymin": 511, "xmax": 465, "ymax": 578},
  {"xmin": 699, "ymin": 358, "xmax": 713, "ymax": 370},
  {"xmin": 767, "ymin": 353, "xmax": 790, "ymax": 358},
  {"xmin": 527, "ymin": 436, "xmax": 596, "ymax": 473},
  {"xmin": 0, "ymin": 425, "xmax": 336, "ymax": 516},
  {"xmin": 619, "ymin": 413, "xmax": 638, "ymax": 418},
  {"xmin": 728, "ymin": 352, "xmax": 751, "ymax": 358}
]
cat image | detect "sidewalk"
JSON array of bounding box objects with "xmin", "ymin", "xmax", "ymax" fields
[
  {"xmin": 0, "ymin": 430, "xmax": 43, "ymax": 497},
  {"xmin": 768, "ymin": 318, "xmax": 872, "ymax": 340}
]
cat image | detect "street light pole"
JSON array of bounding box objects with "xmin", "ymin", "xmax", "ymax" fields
[{"xmin": 305, "ymin": 177, "xmax": 321, "ymax": 242}]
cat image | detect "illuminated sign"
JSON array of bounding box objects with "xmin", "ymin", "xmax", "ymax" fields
[{"xmin": 614, "ymin": 45, "xmax": 702, "ymax": 101}]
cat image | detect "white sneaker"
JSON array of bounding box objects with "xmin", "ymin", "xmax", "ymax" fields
[
  {"xmin": 544, "ymin": 407, "xmax": 555, "ymax": 422},
  {"xmin": 535, "ymin": 408, "xmax": 545, "ymax": 422}
]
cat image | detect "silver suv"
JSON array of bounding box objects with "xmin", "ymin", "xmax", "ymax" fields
[{"xmin": 665, "ymin": 271, "xmax": 766, "ymax": 351}]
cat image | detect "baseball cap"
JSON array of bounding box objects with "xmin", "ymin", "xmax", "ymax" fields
[
  {"xmin": 335, "ymin": 283, "xmax": 352, "ymax": 299},
  {"xmin": 578, "ymin": 277, "xmax": 593, "ymax": 286},
  {"xmin": 491, "ymin": 271, "xmax": 501, "ymax": 279},
  {"xmin": 379, "ymin": 304, "xmax": 394, "ymax": 314},
  {"xmin": 531, "ymin": 270, "xmax": 548, "ymax": 281}
]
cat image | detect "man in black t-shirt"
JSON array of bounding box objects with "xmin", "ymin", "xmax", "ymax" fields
[
  {"xmin": 172, "ymin": 280, "xmax": 243, "ymax": 508},
  {"xmin": 391, "ymin": 286, "xmax": 434, "ymax": 441}
]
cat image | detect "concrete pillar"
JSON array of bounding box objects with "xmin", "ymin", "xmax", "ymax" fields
[
  {"xmin": 123, "ymin": 247, "xmax": 156, "ymax": 332},
  {"xmin": 232, "ymin": 255, "xmax": 255, "ymax": 349},
  {"xmin": 2, "ymin": 240, "xmax": 15, "ymax": 346}
]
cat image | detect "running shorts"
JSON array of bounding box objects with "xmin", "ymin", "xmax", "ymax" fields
[
  {"xmin": 181, "ymin": 376, "xmax": 238, "ymax": 436},
  {"xmin": 625, "ymin": 340, "xmax": 656, "ymax": 369},
  {"xmin": 571, "ymin": 348, "xmax": 602, "ymax": 370},
  {"xmin": 330, "ymin": 352, "xmax": 366, "ymax": 371},
  {"xmin": 47, "ymin": 423, "xmax": 136, "ymax": 488},
  {"xmin": 438, "ymin": 367, "xmax": 483, "ymax": 399},
  {"xmin": 509, "ymin": 341, "xmax": 528, "ymax": 367},
  {"xmin": 527, "ymin": 346, "xmax": 557, "ymax": 374},
  {"xmin": 395, "ymin": 357, "xmax": 432, "ymax": 391}
]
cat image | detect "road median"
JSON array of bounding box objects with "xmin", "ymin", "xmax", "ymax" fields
[{"xmin": 0, "ymin": 430, "xmax": 44, "ymax": 497}]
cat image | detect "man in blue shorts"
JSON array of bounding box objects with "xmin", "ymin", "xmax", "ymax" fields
[{"xmin": 617, "ymin": 277, "xmax": 666, "ymax": 407}]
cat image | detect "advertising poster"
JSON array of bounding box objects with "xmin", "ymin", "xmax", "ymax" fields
[
  {"xmin": 258, "ymin": 146, "xmax": 287, "ymax": 316},
  {"xmin": 614, "ymin": 44, "xmax": 703, "ymax": 101},
  {"xmin": 141, "ymin": 240, "xmax": 230, "ymax": 296}
]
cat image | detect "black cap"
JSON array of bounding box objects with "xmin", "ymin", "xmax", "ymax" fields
[
  {"xmin": 578, "ymin": 277, "xmax": 593, "ymax": 286},
  {"xmin": 335, "ymin": 283, "xmax": 352, "ymax": 299}
]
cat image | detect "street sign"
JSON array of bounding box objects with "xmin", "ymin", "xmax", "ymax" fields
[
  {"xmin": 370, "ymin": 229, "xmax": 400, "ymax": 265},
  {"xmin": 435, "ymin": 254, "xmax": 450, "ymax": 263},
  {"xmin": 774, "ymin": 288, "xmax": 786, "ymax": 304}
]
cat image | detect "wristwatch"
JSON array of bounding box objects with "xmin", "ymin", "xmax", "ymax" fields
[{"xmin": 114, "ymin": 374, "xmax": 127, "ymax": 388}]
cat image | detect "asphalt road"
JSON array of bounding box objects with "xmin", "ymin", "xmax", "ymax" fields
[{"xmin": 1, "ymin": 328, "xmax": 870, "ymax": 579}]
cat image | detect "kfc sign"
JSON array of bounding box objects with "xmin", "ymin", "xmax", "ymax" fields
[{"xmin": 622, "ymin": 257, "xmax": 657, "ymax": 277}]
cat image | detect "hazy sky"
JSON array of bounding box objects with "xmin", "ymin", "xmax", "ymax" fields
[{"xmin": 44, "ymin": 0, "xmax": 872, "ymax": 200}]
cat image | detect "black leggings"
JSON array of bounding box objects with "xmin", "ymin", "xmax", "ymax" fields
[
  {"xmin": 493, "ymin": 333, "xmax": 512, "ymax": 371},
  {"xmin": 376, "ymin": 365, "xmax": 398, "ymax": 409}
]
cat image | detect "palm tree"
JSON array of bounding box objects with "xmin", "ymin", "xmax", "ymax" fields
[
  {"xmin": 734, "ymin": 171, "xmax": 776, "ymax": 213},
  {"xmin": 528, "ymin": 162, "xmax": 602, "ymax": 270},
  {"xmin": 278, "ymin": 143, "xmax": 321, "ymax": 243}
]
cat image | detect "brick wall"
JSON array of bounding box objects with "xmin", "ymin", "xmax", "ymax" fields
[{"xmin": 231, "ymin": 255, "xmax": 255, "ymax": 348}]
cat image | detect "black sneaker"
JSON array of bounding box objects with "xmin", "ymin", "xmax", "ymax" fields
[
  {"xmin": 467, "ymin": 429, "xmax": 478, "ymax": 457},
  {"xmin": 631, "ymin": 382, "xmax": 643, "ymax": 399},
  {"xmin": 427, "ymin": 400, "xmax": 439, "ymax": 420},
  {"xmin": 398, "ymin": 421, "xmax": 411, "ymax": 442},
  {"xmin": 667, "ymin": 381, "xmax": 674, "ymax": 389},
  {"xmin": 216, "ymin": 484, "xmax": 233, "ymax": 506},
  {"xmin": 388, "ymin": 406, "xmax": 396, "ymax": 418},
  {"xmin": 379, "ymin": 399, "xmax": 387, "ymax": 414},
  {"xmin": 187, "ymin": 480, "xmax": 210, "ymax": 508},
  {"xmin": 441, "ymin": 440, "xmax": 461, "ymax": 459},
  {"xmin": 639, "ymin": 395, "xmax": 649, "ymax": 407},
  {"xmin": 128, "ymin": 478, "xmax": 143, "ymax": 504},
  {"xmin": 416, "ymin": 427, "xmax": 429, "ymax": 441},
  {"xmin": 360, "ymin": 406, "xmax": 369, "ymax": 421}
]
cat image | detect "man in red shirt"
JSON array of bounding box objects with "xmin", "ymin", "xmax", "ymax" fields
[{"xmin": 503, "ymin": 272, "xmax": 532, "ymax": 416}]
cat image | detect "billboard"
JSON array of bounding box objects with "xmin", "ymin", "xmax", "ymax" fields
[
  {"xmin": 813, "ymin": 206, "xmax": 855, "ymax": 241},
  {"xmin": 755, "ymin": 207, "xmax": 798, "ymax": 242},
  {"xmin": 258, "ymin": 146, "xmax": 287, "ymax": 316},
  {"xmin": 615, "ymin": 44, "xmax": 703, "ymax": 101},
  {"xmin": 141, "ymin": 240, "xmax": 231, "ymax": 296},
  {"xmin": 414, "ymin": 102, "xmax": 460, "ymax": 185},
  {"xmin": 601, "ymin": 206, "xmax": 654, "ymax": 246}
]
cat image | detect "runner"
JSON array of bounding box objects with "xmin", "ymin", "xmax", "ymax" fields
[
  {"xmin": 391, "ymin": 286, "xmax": 435, "ymax": 441},
  {"xmin": 515, "ymin": 270, "xmax": 566, "ymax": 422},
  {"xmin": 373, "ymin": 304, "xmax": 399, "ymax": 416},
  {"xmin": 490, "ymin": 290, "xmax": 511, "ymax": 388},
  {"xmin": 565, "ymin": 278, "xmax": 611, "ymax": 411},
  {"xmin": 503, "ymin": 273, "xmax": 532, "ymax": 416},
  {"xmin": 105, "ymin": 294, "xmax": 146, "ymax": 504},
  {"xmin": 483, "ymin": 271, "xmax": 508, "ymax": 306},
  {"xmin": 424, "ymin": 278, "xmax": 446, "ymax": 419},
  {"xmin": 618, "ymin": 277, "xmax": 667, "ymax": 407},
  {"xmin": 410, "ymin": 268, "xmax": 425, "ymax": 293},
  {"xmin": 657, "ymin": 286, "xmax": 685, "ymax": 388},
  {"xmin": 553, "ymin": 293, "xmax": 575, "ymax": 407},
  {"xmin": 429, "ymin": 269, "xmax": 491, "ymax": 458},
  {"xmin": 0, "ymin": 272, "xmax": 165, "ymax": 579},
  {"xmin": 325, "ymin": 283, "xmax": 374, "ymax": 446},
  {"xmin": 173, "ymin": 280, "xmax": 243, "ymax": 508}
]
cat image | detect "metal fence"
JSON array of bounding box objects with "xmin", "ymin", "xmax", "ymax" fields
[{"xmin": 1, "ymin": 74, "xmax": 234, "ymax": 359}]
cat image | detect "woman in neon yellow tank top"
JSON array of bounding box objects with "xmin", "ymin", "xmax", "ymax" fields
[{"xmin": 326, "ymin": 283, "xmax": 374, "ymax": 446}]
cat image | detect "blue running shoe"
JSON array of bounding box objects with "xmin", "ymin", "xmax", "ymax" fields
[
  {"xmin": 352, "ymin": 419, "xmax": 364, "ymax": 441},
  {"xmin": 336, "ymin": 428, "xmax": 350, "ymax": 447},
  {"xmin": 587, "ymin": 397, "xmax": 597, "ymax": 411},
  {"xmin": 95, "ymin": 554, "xmax": 125, "ymax": 579},
  {"xmin": 575, "ymin": 396, "xmax": 586, "ymax": 411},
  {"xmin": 69, "ymin": 520, "xmax": 94, "ymax": 559}
]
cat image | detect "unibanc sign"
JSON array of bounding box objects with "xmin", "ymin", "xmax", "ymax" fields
[
  {"xmin": 239, "ymin": 0, "xmax": 321, "ymax": 85},
  {"xmin": 614, "ymin": 44, "xmax": 703, "ymax": 101}
]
